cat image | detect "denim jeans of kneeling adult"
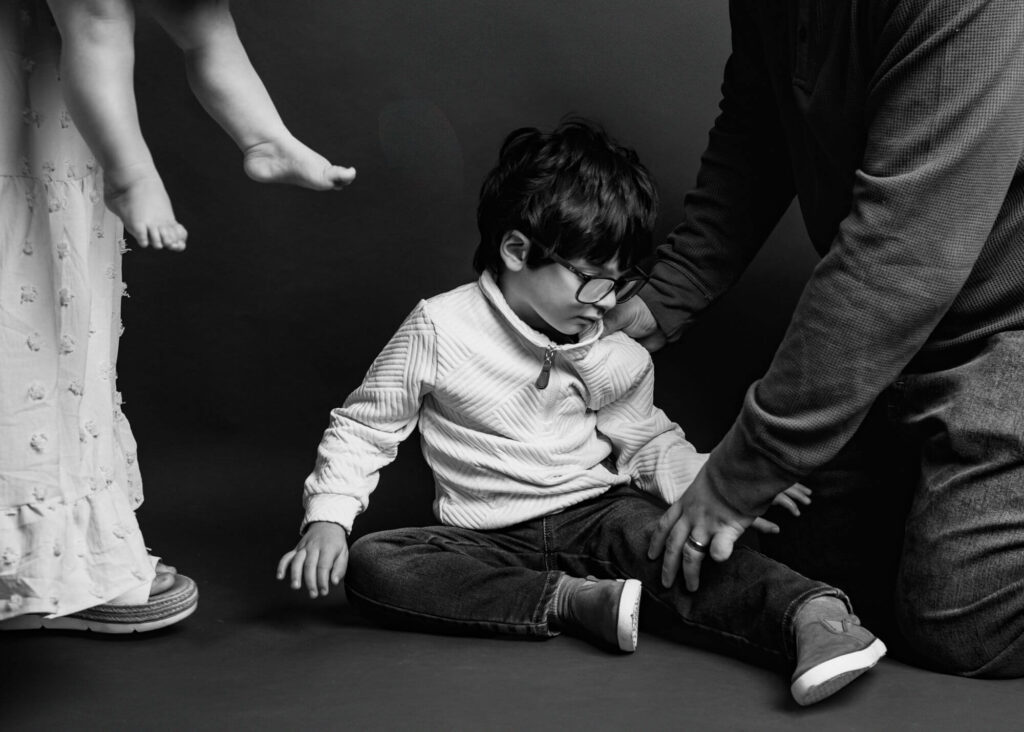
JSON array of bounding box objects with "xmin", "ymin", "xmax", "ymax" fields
[
  {"xmin": 760, "ymin": 329, "xmax": 1024, "ymax": 678},
  {"xmin": 345, "ymin": 484, "xmax": 842, "ymax": 665}
]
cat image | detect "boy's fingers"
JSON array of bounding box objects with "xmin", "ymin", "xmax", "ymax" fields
[
  {"xmin": 289, "ymin": 548, "xmax": 307, "ymax": 590},
  {"xmin": 331, "ymin": 551, "xmax": 348, "ymax": 585},
  {"xmin": 775, "ymin": 494, "xmax": 800, "ymax": 516},
  {"xmin": 276, "ymin": 550, "xmax": 297, "ymax": 579},
  {"xmin": 790, "ymin": 485, "xmax": 812, "ymax": 503},
  {"xmin": 316, "ymin": 552, "xmax": 333, "ymax": 596},
  {"xmin": 304, "ymin": 549, "xmax": 321, "ymax": 598}
]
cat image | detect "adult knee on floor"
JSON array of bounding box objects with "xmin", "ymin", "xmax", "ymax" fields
[{"xmin": 896, "ymin": 592, "xmax": 1024, "ymax": 678}]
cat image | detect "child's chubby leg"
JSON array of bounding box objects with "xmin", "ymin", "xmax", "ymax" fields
[
  {"xmin": 563, "ymin": 485, "xmax": 885, "ymax": 706},
  {"xmin": 343, "ymin": 524, "xmax": 563, "ymax": 639},
  {"xmin": 145, "ymin": 0, "xmax": 355, "ymax": 190},
  {"xmin": 46, "ymin": 0, "xmax": 188, "ymax": 250}
]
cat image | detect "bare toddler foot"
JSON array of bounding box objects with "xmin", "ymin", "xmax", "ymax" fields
[
  {"xmin": 104, "ymin": 163, "xmax": 188, "ymax": 251},
  {"xmin": 243, "ymin": 135, "xmax": 356, "ymax": 190}
]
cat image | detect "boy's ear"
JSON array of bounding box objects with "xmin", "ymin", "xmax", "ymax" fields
[{"xmin": 499, "ymin": 230, "xmax": 531, "ymax": 272}]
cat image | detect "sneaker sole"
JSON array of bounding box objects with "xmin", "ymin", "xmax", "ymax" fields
[
  {"xmin": 615, "ymin": 579, "xmax": 642, "ymax": 652},
  {"xmin": 791, "ymin": 637, "xmax": 887, "ymax": 706}
]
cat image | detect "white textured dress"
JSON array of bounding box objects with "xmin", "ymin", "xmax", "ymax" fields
[{"xmin": 0, "ymin": 1, "xmax": 154, "ymax": 620}]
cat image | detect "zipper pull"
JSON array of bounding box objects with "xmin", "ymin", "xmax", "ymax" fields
[{"xmin": 535, "ymin": 345, "xmax": 556, "ymax": 389}]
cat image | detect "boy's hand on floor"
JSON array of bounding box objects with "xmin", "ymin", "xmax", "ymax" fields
[
  {"xmin": 276, "ymin": 521, "xmax": 349, "ymax": 599},
  {"xmin": 771, "ymin": 483, "xmax": 812, "ymax": 517}
]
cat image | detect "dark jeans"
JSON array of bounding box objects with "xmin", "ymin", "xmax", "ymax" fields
[
  {"xmin": 346, "ymin": 484, "xmax": 839, "ymax": 666},
  {"xmin": 761, "ymin": 330, "xmax": 1024, "ymax": 678}
]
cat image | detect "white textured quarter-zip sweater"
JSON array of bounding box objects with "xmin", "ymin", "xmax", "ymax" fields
[{"xmin": 302, "ymin": 271, "xmax": 707, "ymax": 534}]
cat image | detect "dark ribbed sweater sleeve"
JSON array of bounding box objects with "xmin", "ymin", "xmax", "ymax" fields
[
  {"xmin": 642, "ymin": 0, "xmax": 797, "ymax": 341},
  {"xmin": 713, "ymin": 0, "xmax": 1024, "ymax": 514}
]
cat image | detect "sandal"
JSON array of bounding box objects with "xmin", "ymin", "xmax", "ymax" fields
[{"xmin": 1, "ymin": 573, "xmax": 198, "ymax": 633}]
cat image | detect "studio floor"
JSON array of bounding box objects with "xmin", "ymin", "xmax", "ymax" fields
[{"xmin": 5, "ymin": 436, "xmax": 1024, "ymax": 731}]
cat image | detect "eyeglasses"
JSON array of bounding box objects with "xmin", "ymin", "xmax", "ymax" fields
[{"xmin": 535, "ymin": 243, "xmax": 650, "ymax": 305}]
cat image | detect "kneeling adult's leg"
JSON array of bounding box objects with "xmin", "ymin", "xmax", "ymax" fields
[
  {"xmin": 345, "ymin": 523, "xmax": 558, "ymax": 638},
  {"xmin": 757, "ymin": 401, "xmax": 914, "ymax": 644},
  {"xmin": 895, "ymin": 332, "xmax": 1024, "ymax": 678}
]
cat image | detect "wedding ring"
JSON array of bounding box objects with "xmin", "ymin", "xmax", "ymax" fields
[{"xmin": 685, "ymin": 535, "xmax": 709, "ymax": 554}]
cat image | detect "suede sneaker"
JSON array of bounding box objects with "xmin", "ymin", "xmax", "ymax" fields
[
  {"xmin": 790, "ymin": 615, "xmax": 886, "ymax": 706},
  {"xmin": 566, "ymin": 577, "xmax": 643, "ymax": 652}
]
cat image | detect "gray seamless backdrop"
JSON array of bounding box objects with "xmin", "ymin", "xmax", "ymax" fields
[{"xmin": 122, "ymin": 0, "xmax": 817, "ymax": 530}]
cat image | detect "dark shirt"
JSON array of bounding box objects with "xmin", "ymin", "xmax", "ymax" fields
[{"xmin": 643, "ymin": 0, "xmax": 1024, "ymax": 513}]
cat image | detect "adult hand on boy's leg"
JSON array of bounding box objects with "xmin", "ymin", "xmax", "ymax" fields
[
  {"xmin": 648, "ymin": 467, "xmax": 756, "ymax": 593},
  {"xmin": 276, "ymin": 521, "xmax": 349, "ymax": 599}
]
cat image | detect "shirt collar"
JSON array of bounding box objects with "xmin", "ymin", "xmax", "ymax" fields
[{"xmin": 477, "ymin": 270, "xmax": 604, "ymax": 352}]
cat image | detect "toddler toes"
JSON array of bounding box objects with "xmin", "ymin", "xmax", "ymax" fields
[
  {"xmin": 162, "ymin": 227, "xmax": 177, "ymax": 249},
  {"xmin": 147, "ymin": 225, "xmax": 163, "ymax": 249},
  {"xmin": 162, "ymin": 223, "xmax": 186, "ymax": 250},
  {"xmin": 326, "ymin": 165, "xmax": 357, "ymax": 188}
]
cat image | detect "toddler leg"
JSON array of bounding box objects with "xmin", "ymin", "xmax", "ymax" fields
[
  {"xmin": 48, "ymin": 0, "xmax": 188, "ymax": 250},
  {"xmin": 345, "ymin": 525, "xmax": 562, "ymax": 639},
  {"xmin": 556, "ymin": 486, "xmax": 886, "ymax": 705},
  {"xmin": 146, "ymin": 0, "xmax": 356, "ymax": 190}
]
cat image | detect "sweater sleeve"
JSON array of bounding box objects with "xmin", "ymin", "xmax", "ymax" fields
[
  {"xmin": 711, "ymin": 0, "xmax": 1024, "ymax": 514},
  {"xmin": 595, "ymin": 350, "xmax": 708, "ymax": 505},
  {"xmin": 641, "ymin": 0, "xmax": 797, "ymax": 341},
  {"xmin": 301, "ymin": 302, "xmax": 437, "ymax": 533}
]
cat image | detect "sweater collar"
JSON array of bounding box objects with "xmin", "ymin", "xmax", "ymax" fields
[{"xmin": 477, "ymin": 270, "xmax": 603, "ymax": 352}]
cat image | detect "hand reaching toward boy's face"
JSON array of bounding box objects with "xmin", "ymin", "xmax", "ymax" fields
[
  {"xmin": 603, "ymin": 297, "xmax": 667, "ymax": 352},
  {"xmin": 276, "ymin": 521, "xmax": 349, "ymax": 598}
]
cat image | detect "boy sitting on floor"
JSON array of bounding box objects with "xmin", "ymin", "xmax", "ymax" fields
[{"xmin": 276, "ymin": 119, "xmax": 885, "ymax": 706}]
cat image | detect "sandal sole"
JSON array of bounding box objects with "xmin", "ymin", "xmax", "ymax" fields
[{"xmin": 0, "ymin": 574, "xmax": 198, "ymax": 634}]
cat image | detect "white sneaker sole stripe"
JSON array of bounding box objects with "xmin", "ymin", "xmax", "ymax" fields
[
  {"xmin": 615, "ymin": 579, "xmax": 643, "ymax": 652},
  {"xmin": 791, "ymin": 637, "xmax": 887, "ymax": 705}
]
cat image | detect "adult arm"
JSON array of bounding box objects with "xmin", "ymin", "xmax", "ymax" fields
[
  {"xmin": 641, "ymin": 0, "xmax": 797, "ymax": 342},
  {"xmin": 655, "ymin": 0, "xmax": 1024, "ymax": 589},
  {"xmin": 595, "ymin": 340, "xmax": 802, "ymax": 531}
]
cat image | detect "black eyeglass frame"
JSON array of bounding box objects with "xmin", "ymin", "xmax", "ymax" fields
[{"xmin": 533, "ymin": 242, "xmax": 651, "ymax": 305}]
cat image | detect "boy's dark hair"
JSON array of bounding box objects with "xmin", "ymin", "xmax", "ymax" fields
[{"xmin": 473, "ymin": 118, "xmax": 658, "ymax": 275}]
